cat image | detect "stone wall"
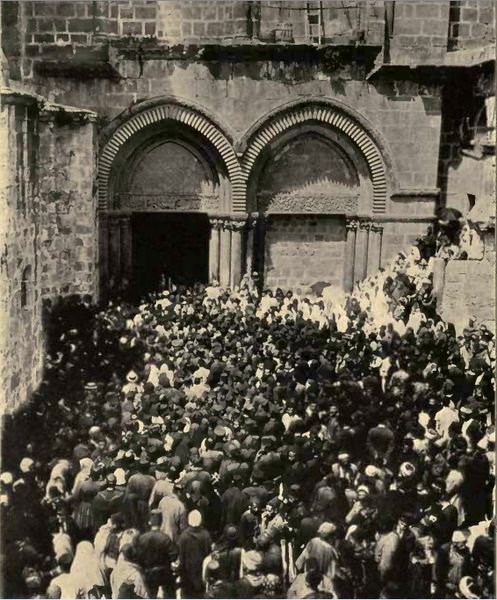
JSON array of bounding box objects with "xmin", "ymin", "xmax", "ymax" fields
[
  {"xmin": 264, "ymin": 215, "xmax": 346, "ymax": 293},
  {"xmin": 29, "ymin": 62, "xmax": 442, "ymax": 201},
  {"xmin": 448, "ymin": 0, "xmax": 495, "ymax": 51},
  {"xmin": 380, "ymin": 219, "xmax": 431, "ymax": 266},
  {"xmin": 0, "ymin": 88, "xmax": 99, "ymax": 413},
  {"xmin": 389, "ymin": 0, "xmax": 450, "ymax": 64},
  {"xmin": 0, "ymin": 94, "xmax": 43, "ymax": 413},
  {"xmin": 37, "ymin": 110, "xmax": 99, "ymax": 299},
  {"xmin": 439, "ymin": 258, "xmax": 495, "ymax": 333}
]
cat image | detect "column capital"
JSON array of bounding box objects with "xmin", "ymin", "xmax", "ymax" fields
[
  {"xmin": 359, "ymin": 220, "xmax": 372, "ymax": 231},
  {"xmin": 213, "ymin": 215, "xmax": 248, "ymax": 231},
  {"xmin": 346, "ymin": 218, "xmax": 359, "ymax": 231},
  {"xmin": 228, "ymin": 218, "xmax": 246, "ymax": 232},
  {"xmin": 370, "ymin": 222, "xmax": 384, "ymax": 233},
  {"xmin": 209, "ymin": 217, "xmax": 224, "ymax": 230}
]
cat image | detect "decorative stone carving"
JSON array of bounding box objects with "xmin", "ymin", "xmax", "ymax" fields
[
  {"xmin": 227, "ymin": 218, "xmax": 247, "ymax": 232},
  {"xmin": 346, "ymin": 218, "xmax": 359, "ymax": 231},
  {"xmin": 116, "ymin": 193, "xmax": 220, "ymax": 212},
  {"xmin": 257, "ymin": 192, "xmax": 359, "ymax": 214},
  {"xmin": 209, "ymin": 218, "xmax": 224, "ymax": 230}
]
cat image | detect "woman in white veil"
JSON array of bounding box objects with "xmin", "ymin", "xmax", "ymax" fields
[{"xmin": 70, "ymin": 541, "xmax": 106, "ymax": 598}]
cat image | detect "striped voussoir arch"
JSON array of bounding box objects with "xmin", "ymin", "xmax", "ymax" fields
[
  {"xmin": 242, "ymin": 105, "xmax": 388, "ymax": 213},
  {"xmin": 98, "ymin": 103, "xmax": 246, "ymax": 212}
]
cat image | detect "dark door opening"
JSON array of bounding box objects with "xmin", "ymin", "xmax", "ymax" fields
[{"xmin": 132, "ymin": 212, "xmax": 209, "ymax": 299}]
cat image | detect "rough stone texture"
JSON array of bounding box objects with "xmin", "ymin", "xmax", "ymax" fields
[
  {"xmin": 448, "ymin": 0, "xmax": 496, "ymax": 51},
  {"xmin": 0, "ymin": 91, "xmax": 99, "ymax": 413},
  {"xmin": 37, "ymin": 115, "xmax": 98, "ymax": 299},
  {"xmin": 0, "ymin": 98, "xmax": 43, "ymax": 413},
  {"xmin": 380, "ymin": 220, "xmax": 431, "ymax": 266},
  {"xmin": 30, "ymin": 63, "xmax": 443, "ymax": 200},
  {"xmin": 264, "ymin": 216, "xmax": 346, "ymax": 293},
  {"xmin": 440, "ymin": 258, "xmax": 495, "ymax": 333},
  {"xmin": 389, "ymin": 0, "xmax": 450, "ymax": 64}
]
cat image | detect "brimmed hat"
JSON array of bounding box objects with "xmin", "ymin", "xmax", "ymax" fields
[
  {"xmin": 19, "ymin": 458, "xmax": 34, "ymax": 473},
  {"xmin": 242, "ymin": 550, "xmax": 263, "ymax": 572},
  {"xmin": 126, "ymin": 370, "xmax": 138, "ymax": 383},
  {"xmin": 459, "ymin": 576, "xmax": 479, "ymax": 599},
  {"xmin": 399, "ymin": 462, "xmax": 416, "ymax": 478}
]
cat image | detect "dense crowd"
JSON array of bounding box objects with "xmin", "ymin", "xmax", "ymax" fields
[{"xmin": 1, "ymin": 229, "xmax": 495, "ymax": 599}]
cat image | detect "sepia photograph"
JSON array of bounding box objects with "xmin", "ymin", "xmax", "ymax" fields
[{"xmin": 0, "ymin": 0, "xmax": 495, "ymax": 598}]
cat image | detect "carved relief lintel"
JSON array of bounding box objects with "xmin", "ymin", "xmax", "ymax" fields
[
  {"xmin": 116, "ymin": 193, "xmax": 221, "ymax": 212},
  {"xmin": 257, "ymin": 192, "xmax": 359, "ymax": 214}
]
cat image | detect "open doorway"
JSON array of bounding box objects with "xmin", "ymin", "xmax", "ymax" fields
[{"xmin": 132, "ymin": 212, "xmax": 210, "ymax": 299}]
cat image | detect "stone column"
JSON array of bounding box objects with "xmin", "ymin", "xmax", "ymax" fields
[
  {"xmin": 230, "ymin": 218, "xmax": 246, "ymax": 288},
  {"xmin": 120, "ymin": 214, "xmax": 133, "ymax": 288},
  {"xmin": 343, "ymin": 219, "xmax": 358, "ymax": 291},
  {"xmin": 108, "ymin": 215, "xmax": 121, "ymax": 291},
  {"xmin": 354, "ymin": 220, "xmax": 370, "ymax": 284},
  {"xmin": 245, "ymin": 214, "xmax": 257, "ymax": 276},
  {"xmin": 366, "ymin": 222, "xmax": 383, "ymax": 275},
  {"xmin": 98, "ymin": 214, "xmax": 109, "ymax": 299},
  {"xmin": 219, "ymin": 218, "xmax": 232, "ymax": 288},
  {"xmin": 255, "ymin": 214, "xmax": 267, "ymax": 285},
  {"xmin": 208, "ymin": 218, "xmax": 221, "ymax": 283}
]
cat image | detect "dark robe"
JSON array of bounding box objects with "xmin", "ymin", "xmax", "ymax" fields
[
  {"xmin": 136, "ymin": 529, "xmax": 178, "ymax": 596},
  {"xmin": 178, "ymin": 526, "xmax": 212, "ymax": 598}
]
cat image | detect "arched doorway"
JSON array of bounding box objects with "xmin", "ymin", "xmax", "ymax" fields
[
  {"xmin": 98, "ymin": 101, "xmax": 243, "ymax": 301},
  {"xmin": 247, "ymin": 125, "xmax": 372, "ymax": 293}
]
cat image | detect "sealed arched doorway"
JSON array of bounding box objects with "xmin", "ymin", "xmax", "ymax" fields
[{"xmin": 246, "ymin": 124, "xmax": 372, "ymax": 293}]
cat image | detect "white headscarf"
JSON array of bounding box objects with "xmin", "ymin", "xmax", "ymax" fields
[{"xmin": 70, "ymin": 541, "xmax": 105, "ymax": 594}]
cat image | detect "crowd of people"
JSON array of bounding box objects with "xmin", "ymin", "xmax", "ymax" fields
[{"xmin": 1, "ymin": 228, "xmax": 495, "ymax": 599}]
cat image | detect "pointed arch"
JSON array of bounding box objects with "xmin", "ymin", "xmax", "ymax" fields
[
  {"xmin": 241, "ymin": 101, "xmax": 393, "ymax": 213},
  {"xmin": 97, "ymin": 100, "xmax": 245, "ymax": 212}
]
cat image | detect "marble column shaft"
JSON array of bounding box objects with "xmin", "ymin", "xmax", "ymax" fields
[
  {"xmin": 354, "ymin": 221, "xmax": 370, "ymax": 284},
  {"xmin": 219, "ymin": 220, "xmax": 232, "ymax": 288},
  {"xmin": 208, "ymin": 219, "xmax": 221, "ymax": 283},
  {"xmin": 229, "ymin": 219, "xmax": 245, "ymax": 288},
  {"xmin": 344, "ymin": 219, "xmax": 358, "ymax": 291}
]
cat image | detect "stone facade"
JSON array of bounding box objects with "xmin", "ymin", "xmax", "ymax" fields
[
  {"xmin": 0, "ymin": 93, "xmax": 43, "ymax": 413},
  {"xmin": 1, "ymin": 1, "xmax": 495, "ymax": 410},
  {"xmin": 37, "ymin": 109, "xmax": 99, "ymax": 298},
  {"xmin": 440, "ymin": 258, "xmax": 495, "ymax": 333},
  {"xmin": 0, "ymin": 88, "xmax": 98, "ymax": 412},
  {"xmin": 264, "ymin": 216, "xmax": 346, "ymax": 293}
]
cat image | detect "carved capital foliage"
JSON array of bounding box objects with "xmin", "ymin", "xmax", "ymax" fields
[{"xmin": 346, "ymin": 218, "xmax": 359, "ymax": 231}]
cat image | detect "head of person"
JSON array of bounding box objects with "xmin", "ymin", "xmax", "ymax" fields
[
  {"xmin": 242, "ymin": 550, "xmax": 263, "ymax": 574},
  {"xmin": 188, "ymin": 509, "xmax": 202, "ymax": 528},
  {"xmin": 451, "ymin": 530, "xmax": 467, "ymax": 553},
  {"xmin": 317, "ymin": 522, "xmax": 337, "ymax": 542},
  {"xmin": 395, "ymin": 513, "xmax": 412, "ymax": 536},
  {"xmin": 249, "ymin": 497, "xmax": 261, "ymax": 515}
]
